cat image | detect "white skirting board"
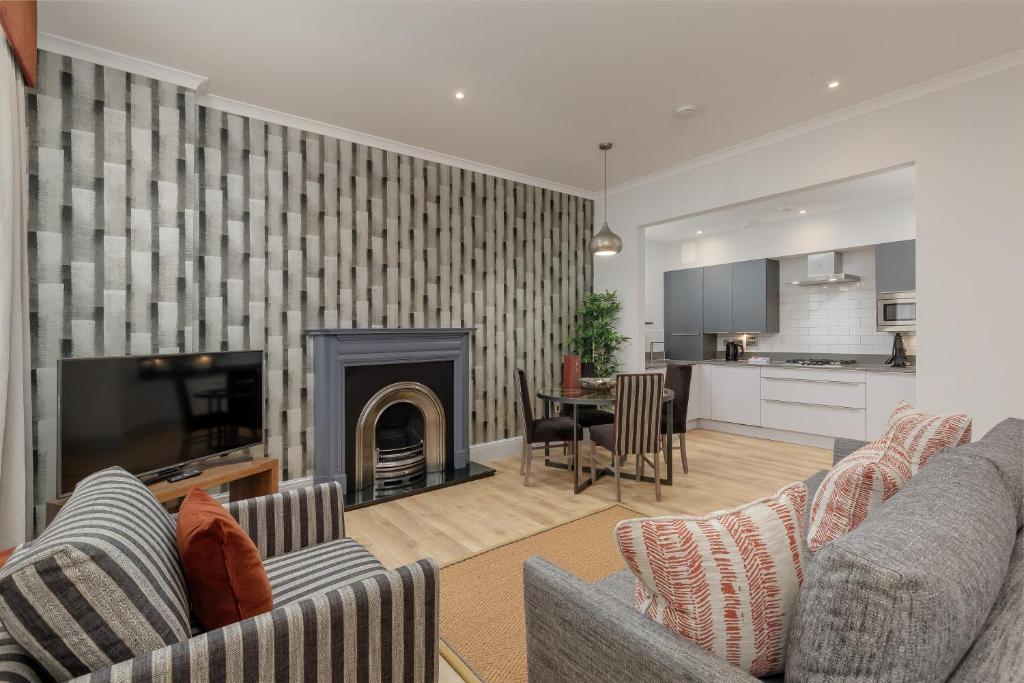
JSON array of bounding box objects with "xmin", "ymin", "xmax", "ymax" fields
[{"xmin": 695, "ymin": 419, "xmax": 837, "ymax": 449}]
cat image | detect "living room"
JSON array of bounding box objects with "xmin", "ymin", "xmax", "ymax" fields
[{"xmin": 0, "ymin": 2, "xmax": 1021, "ymax": 682}]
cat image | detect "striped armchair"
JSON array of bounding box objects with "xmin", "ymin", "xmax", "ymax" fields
[{"xmin": 0, "ymin": 469, "xmax": 439, "ymax": 683}]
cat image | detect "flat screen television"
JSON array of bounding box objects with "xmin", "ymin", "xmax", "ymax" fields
[{"xmin": 58, "ymin": 350, "xmax": 264, "ymax": 496}]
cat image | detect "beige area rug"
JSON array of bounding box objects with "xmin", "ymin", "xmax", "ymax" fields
[{"xmin": 439, "ymin": 505, "xmax": 643, "ymax": 683}]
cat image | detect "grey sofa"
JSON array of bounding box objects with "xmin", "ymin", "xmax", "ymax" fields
[
  {"xmin": 524, "ymin": 418, "xmax": 1023, "ymax": 682},
  {"xmin": 0, "ymin": 470, "xmax": 439, "ymax": 682}
]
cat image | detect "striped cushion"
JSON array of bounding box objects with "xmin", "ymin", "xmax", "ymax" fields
[
  {"xmin": 0, "ymin": 619, "xmax": 45, "ymax": 683},
  {"xmin": 614, "ymin": 482, "xmax": 808, "ymax": 677},
  {"xmin": 885, "ymin": 401, "xmax": 972, "ymax": 473},
  {"xmin": 806, "ymin": 438, "xmax": 910, "ymax": 553},
  {"xmin": 263, "ymin": 538, "xmax": 388, "ymax": 605},
  {"xmin": 0, "ymin": 467, "xmax": 190, "ymax": 680}
]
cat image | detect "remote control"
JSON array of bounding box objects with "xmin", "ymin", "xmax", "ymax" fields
[{"xmin": 166, "ymin": 469, "xmax": 201, "ymax": 483}]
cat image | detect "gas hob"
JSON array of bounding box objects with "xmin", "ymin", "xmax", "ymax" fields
[{"xmin": 784, "ymin": 358, "xmax": 857, "ymax": 367}]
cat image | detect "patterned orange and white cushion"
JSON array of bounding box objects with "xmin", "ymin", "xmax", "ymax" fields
[
  {"xmin": 885, "ymin": 401, "xmax": 972, "ymax": 473},
  {"xmin": 806, "ymin": 437, "xmax": 910, "ymax": 552},
  {"xmin": 614, "ymin": 482, "xmax": 807, "ymax": 677}
]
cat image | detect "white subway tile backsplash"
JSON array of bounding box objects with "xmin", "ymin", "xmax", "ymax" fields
[{"xmin": 719, "ymin": 249, "xmax": 916, "ymax": 356}]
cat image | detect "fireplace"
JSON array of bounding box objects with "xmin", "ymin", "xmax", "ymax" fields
[
  {"xmin": 354, "ymin": 381, "xmax": 445, "ymax": 492},
  {"xmin": 308, "ymin": 328, "xmax": 493, "ymax": 508}
]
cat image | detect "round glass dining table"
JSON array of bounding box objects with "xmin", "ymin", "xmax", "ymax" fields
[{"xmin": 536, "ymin": 386, "xmax": 676, "ymax": 494}]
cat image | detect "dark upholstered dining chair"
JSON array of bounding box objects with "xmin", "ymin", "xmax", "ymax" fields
[
  {"xmin": 662, "ymin": 363, "xmax": 692, "ymax": 473},
  {"xmin": 588, "ymin": 373, "xmax": 666, "ymax": 502},
  {"xmin": 515, "ymin": 369, "xmax": 583, "ymax": 486}
]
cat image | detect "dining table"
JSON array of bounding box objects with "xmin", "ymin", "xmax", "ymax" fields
[{"xmin": 536, "ymin": 385, "xmax": 676, "ymax": 494}]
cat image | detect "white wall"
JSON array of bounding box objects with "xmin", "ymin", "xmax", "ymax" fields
[{"xmin": 597, "ymin": 65, "xmax": 1024, "ymax": 434}]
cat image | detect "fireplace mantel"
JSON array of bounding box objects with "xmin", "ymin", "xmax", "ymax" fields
[{"xmin": 307, "ymin": 328, "xmax": 473, "ymax": 492}]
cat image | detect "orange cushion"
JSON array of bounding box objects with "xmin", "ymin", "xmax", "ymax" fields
[
  {"xmin": 176, "ymin": 487, "xmax": 273, "ymax": 631},
  {"xmin": 0, "ymin": 546, "xmax": 14, "ymax": 568}
]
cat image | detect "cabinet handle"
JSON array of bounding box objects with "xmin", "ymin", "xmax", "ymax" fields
[
  {"xmin": 671, "ymin": 333, "xmax": 698, "ymax": 336},
  {"xmin": 762, "ymin": 398, "xmax": 863, "ymax": 411},
  {"xmin": 762, "ymin": 377, "xmax": 863, "ymax": 386}
]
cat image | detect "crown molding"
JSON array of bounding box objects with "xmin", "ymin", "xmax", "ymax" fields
[
  {"xmin": 198, "ymin": 94, "xmax": 595, "ymax": 199},
  {"xmin": 37, "ymin": 32, "xmax": 594, "ymax": 199},
  {"xmin": 605, "ymin": 50, "xmax": 1024, "ymax": 198},
  {"xmin": 38, "ymin": 33, "xmax": 209, "ymax": 92}
]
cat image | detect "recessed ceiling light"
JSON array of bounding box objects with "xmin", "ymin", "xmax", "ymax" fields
[
  {"xmin": 791, "ymin": 281, "xmax": 800, "ymax": 285},
  {"xmin": 799, "ymin": 209, "xmax": 807, "ymax": 215},
  {"xmin": 696, "ymin": 230, "xmax": 703, "ymax": 235},
  {"xmin": 828, "ymin": 81, "xmax": 840, "ymax": 89},
  {"xmin": 454, "ymin": 91, "xmax": 465, "ymax": 100}
]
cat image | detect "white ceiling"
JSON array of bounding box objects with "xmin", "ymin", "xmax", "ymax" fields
[
  {"xmin": 644, "ymin": 165, "xmax": 915, "ymax": 242},
  {"xmin": 39, "ymin": 1, "xmax": 1023, "ymax": 193}
]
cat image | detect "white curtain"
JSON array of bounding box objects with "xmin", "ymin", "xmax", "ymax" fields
[{"xmin": 0, "ymin": 30, "xmax": 32, "ymax": 547}]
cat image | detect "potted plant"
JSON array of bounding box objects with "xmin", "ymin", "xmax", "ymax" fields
[{"xmin": 566, "ymin": 290, "xmax": 631, "ymax": 378}]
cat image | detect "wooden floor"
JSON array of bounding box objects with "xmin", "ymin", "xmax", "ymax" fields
[{"xmin": 344, "ymin": 428, "xmax": 830, "ymax": 682}]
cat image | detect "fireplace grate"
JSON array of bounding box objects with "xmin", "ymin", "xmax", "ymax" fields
[{"xmin": 375, "ymin": 440, "xmax": 426, "ymax": 490}]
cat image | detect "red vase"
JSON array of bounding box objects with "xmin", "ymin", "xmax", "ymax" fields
[{"xmin": 562, "ymin": 355, "xmax": 581, "ymax": 389}]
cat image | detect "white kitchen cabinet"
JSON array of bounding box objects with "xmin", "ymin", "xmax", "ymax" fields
[
  {"xmin": 709, "ymin": 365, "xmax": 762, "ymax": 426},
  {"xmin": 688, "ymin": 363, "xmax": 710, "ymax": 420},
  {"xmin": 866, "ymin": 372, "xmax": 917, "ymax": 440}
]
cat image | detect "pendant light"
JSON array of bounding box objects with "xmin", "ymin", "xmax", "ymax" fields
[{"xmin": 590, "ymin": 142, "xmax": 623, "ymax": 256}]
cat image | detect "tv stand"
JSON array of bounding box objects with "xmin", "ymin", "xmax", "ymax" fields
[{"xmin": 46, "ymin": 457, "xmax": 280, "ymax": 525}]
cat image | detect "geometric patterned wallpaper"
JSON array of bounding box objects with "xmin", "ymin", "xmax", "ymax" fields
[{"xmin": 27, "ymin": 50, "xmax": 593, "ymax": 526}]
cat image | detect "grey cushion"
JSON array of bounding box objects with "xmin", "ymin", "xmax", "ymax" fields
[
  {"xmin": 0, "ymin": 467, "xmax": 190, "ymax": 680},
  {"xmin": 832, "ymin": 438, "xmax": 868, "ymax": 466},
  {"xmin": 786, "ymin": 448, "xmax": 1017, "ymax": 682},
  {"xmin": 263, "ymin": 537, "xmax": 387, "ymax": 605},
  {"xmin": 0, "ymin": 619, "xmax": 45, "ymax": 683},
  {"xmin": 801, "ymin": 469, "xmax": 828, "ymax": 533},
  {"xmin": 958, "ymin": 417, "xmax": 1023, "ymax": 527},
  {"xmin": 948, "ymin": 528, "xmax": 1024, "ymax": 682}
]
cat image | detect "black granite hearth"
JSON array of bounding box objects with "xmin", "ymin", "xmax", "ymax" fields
[{"xmin": 343, "ymin": 461, "xmax": 495, "ymax": 510}]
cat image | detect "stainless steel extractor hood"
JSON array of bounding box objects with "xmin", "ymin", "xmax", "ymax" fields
[{"xmin": 794, "ymin": 252, "xmax": 861, "ymax": 286}]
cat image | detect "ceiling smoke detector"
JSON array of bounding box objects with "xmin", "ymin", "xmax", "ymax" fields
[{"xmin": 674, "ymin": 104, "xmax": 698, "ymax": 119}]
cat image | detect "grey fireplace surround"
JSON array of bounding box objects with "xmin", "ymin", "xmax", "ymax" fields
[{"xmin": 307, "ymin": 328, "xmax": 472, "ymax": 492}]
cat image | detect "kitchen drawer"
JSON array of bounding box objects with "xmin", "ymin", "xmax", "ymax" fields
[
  {"xmin": 761, "ymin": 399, "xmax": 866, "ymax": 440},
  {"xmin": 760, "ymin": 367, "xmax": 865, "ymax": 384},
  {"xmin": 761, "ymin": 376, "xmax": 866, "ymax": 409}
]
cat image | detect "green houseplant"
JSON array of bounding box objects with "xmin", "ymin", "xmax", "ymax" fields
[{"xmin": 566, "ymin": 290, "xmax": 631, "ymax": 378}]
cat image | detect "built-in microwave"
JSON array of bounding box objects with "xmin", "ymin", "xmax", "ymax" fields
[{"xmin": 877, "ymin": 291, "xmax": 916, "ymax": 332}]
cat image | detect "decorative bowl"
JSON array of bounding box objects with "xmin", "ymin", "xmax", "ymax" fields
[{"xmin": 579, "ymin": 376, "xmax": 616, "ymax": 391}]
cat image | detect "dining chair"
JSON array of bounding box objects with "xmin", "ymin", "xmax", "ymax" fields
[
  {"xmin": 661, "ymin": 363, "xmax": 692, "ymax": 474},
  {"xmin": 514, "ymin": 369, "xmax": 582, "ymax": 486},
  {"xmin": 587, "ymin": 372, "xmax": 666, "ymax": 502}
]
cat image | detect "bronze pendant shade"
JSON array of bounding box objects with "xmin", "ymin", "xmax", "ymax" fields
[{"xmin": 590, "ymin": 142, "xmax": 622, "ymax": 256}]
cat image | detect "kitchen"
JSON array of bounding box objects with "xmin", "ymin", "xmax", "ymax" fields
[{"xmin": 645, "ymin": 166, "xmax": 917, "ymax": 446}]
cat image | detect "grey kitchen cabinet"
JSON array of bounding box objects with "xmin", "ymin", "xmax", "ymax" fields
[
  {"xmin": 664, "ymin": 268, "xmax": 716, "ymax": 360},
  {"xmin": 702, "ymin": 263, "xmax": 733, "ymax": 333},
  {"xmin": 731, "ymin": 259, "xmax": 780, "ymax": 333},
  {"xmin": 875, "ymin": 239, "xmax": 916, "ymax": 293}
]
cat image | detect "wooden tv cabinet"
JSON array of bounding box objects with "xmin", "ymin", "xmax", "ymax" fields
[{"xmin": 46, "ymin": 457, "xmax": 280, "ymax": 525}]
